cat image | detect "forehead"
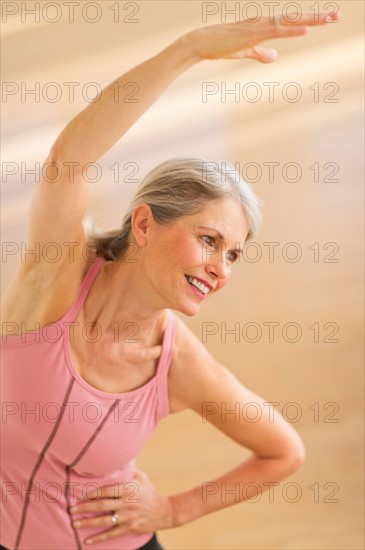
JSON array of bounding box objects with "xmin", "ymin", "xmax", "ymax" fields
[{"xmin": 189, "ymin": 198, "xmax": 249, "ymax": 243}]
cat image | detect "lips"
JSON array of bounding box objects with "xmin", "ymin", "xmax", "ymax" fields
[
  {"xmin": 184, "ymin": 274, "xmax": 213, "ymax": 291},
  {"xmin": 184, "ymin": 275, "xmax": 213, "ymax": 297},
  {"xmin": 185, "ymin": 276, "xmax": 206, "ymax": 298}
]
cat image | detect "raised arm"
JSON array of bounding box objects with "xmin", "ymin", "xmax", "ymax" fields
[
  {"xmin": 49, "ymin": 11, "xmax": 339, "ymax": 173},
  {"xmin": 2, "ymin": 12, "xmax": 339, "ymax": 327},
  {"xmin": 50, "ymin": 37, "xmax": 199, "ymax": 173}
]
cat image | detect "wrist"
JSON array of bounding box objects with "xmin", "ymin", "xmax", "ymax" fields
[
  {"xmin": 168, "ymin": 488, "xmax": 203, "ymax": 527},
  {"xmin": 174, "ymin": 32, "xmax": 202, "ymax": 65},
  {"xmin": 168, "ymin": 494, "xmax": 186, "ymax": 527}
]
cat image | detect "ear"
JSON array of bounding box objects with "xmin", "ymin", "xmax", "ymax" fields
[{"xmin": 130, "ymin": 203, "xmax": 154, "ymax": 246}]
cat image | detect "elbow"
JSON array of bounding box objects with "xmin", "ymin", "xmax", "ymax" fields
[
  {"xmin": 48, "ymin": 141, "xmax": 65, "ymax": 166},
  {"xmin": 43, "ymin": 143, "xmax": 63, "ymax": 172},
  {"xmin": 46, "ymin": 142, "xmax": 82, "ymax": 180}
]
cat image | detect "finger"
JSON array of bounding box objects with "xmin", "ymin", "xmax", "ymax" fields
[
  {"xmin": 276, "ymin": 11, "xmax": 340, "ymax": 26},
  {"xmin": 70, "ymin": 498, "xmax": 119, "ymax": 515},
  {"xmin": 241, "ymin": 11, "xmax": 339, "ymax": 42},
  {"xmin": 242, "ymin": 20, "xmax": 309, "ymax": 41},
  {"xmin": 72, "ymin": 510, "xmax": 123, "ymax": 531},
  {"xmin": 69, "ymin": 491, "xmax": 132, "ymax": 514},
  {"xmin": 79, "ymin": 482, "xmax": 136, "ymax": 502},
  {"xmin": 266, "ymin": 25, "xmax": 310, "ymax": 39},
  {"xmin": 242, "ymin": 46, "xmax": 278, "ymax": 64},
  {"xmin": 84, "ymin": 523, "xmax": 132, "ymax": 545}
]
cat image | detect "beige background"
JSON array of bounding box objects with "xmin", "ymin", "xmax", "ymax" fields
[{"xmin": 1, "ymin": 1, "xmax": 364, "ymax": 549}]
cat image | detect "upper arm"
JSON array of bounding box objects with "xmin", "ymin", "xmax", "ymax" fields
[
  {"xmin": 170, "ymin": 316, "xmax": 305, "ymax": 460},
  {"xmin": 1, "ymin": 150, "xmax": 91, "ymax": 330},
  {"xmin": 19, "ymin": 149, "xmax": 89, "ymax": 281}
]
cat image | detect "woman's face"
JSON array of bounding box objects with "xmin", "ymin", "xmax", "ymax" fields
[{"xmin": 136, "ymin": 197, "xmax": 249, "ymax": 316}]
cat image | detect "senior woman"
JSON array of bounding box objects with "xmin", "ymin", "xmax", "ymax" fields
[{"xmin": 1, "ymin": 11, "xmax": 339, "ymax": 550}]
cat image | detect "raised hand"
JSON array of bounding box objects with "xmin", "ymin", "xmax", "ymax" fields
[{"xmin": 184, "ymin": 11, "xmax": 340, "ymax": 63}]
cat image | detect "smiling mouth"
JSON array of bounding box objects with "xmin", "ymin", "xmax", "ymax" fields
[{"xmin": 184, "ymin": 274, "xmax": 210, "ymax": 295}]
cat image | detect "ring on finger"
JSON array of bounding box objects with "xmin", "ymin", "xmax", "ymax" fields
[
  {"xmin": 273, "ymin": 14, "xmax": 281, "ymax": 26},
  {"xmin": 111, "ymin": 512, "xmax": 119, "ymax": 525}
]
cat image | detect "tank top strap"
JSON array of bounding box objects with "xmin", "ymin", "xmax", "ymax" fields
[
  {"xmin": 156, "ymin": 308, "xmax": 177, "ymax": 418},
  {"xmin": 61, "ymin": 256, "xmax": 107, "ymax": 325}
]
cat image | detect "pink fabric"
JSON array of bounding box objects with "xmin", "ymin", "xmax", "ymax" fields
[{"xmin": 1, "ymin": 256, "xmax": 176, "ymax": 549}]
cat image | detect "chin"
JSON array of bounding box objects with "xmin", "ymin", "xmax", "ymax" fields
[
  {"xmin": 181, "ymin": 308, "xmax": 200, "ymax": 317},
  {"xmin": 168, "ymin": 279, "xmax": 210, "ymax": 316},
  {"xmin": 178, "ymin": 301, "xmax": 202, "ymax": 317}
]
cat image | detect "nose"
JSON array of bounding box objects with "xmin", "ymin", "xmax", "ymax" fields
[{"xmin": 205, "ymin": 253, "xmax": 231, "ymax": 284}]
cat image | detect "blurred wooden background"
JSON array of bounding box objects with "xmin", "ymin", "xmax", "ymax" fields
[{"xmin": 1, "ymin": 1, "xmax": 364, "ymax": 548}]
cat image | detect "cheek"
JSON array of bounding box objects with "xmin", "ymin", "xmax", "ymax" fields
[{"xmin": 177, "ymin": 238, "xmax": 202, "ymax": 264}]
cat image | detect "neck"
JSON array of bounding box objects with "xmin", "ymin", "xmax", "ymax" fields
[{"xmin": 84, "ymin": 258, "xmax": 168, "ymax": 343}]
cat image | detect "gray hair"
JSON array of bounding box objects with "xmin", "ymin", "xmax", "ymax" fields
[{"xmin": 83, "ymin": 157, "xmax": 264, "ymax": 261}]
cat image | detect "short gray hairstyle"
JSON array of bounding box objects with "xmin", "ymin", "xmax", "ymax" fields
[{"xmin": 83, "ymin": 157, "xmax": 264, "ymax": 261}]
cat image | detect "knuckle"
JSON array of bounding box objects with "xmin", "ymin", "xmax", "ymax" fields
[
  {"xmin": 129, "ymin": 518, "xmax": 141, "ymax": 533},
  {"xmin": 105, "ymin": 484, "xmax": 115, "ymax": 495},
  {"xmin": 97, "ymin": 500, "xmax": 107, "ymax": 511},
  {"xmin": 126, "ymin": 511, "xmax": 137, "ymax": 525}
]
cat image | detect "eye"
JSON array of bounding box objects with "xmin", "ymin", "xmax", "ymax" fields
[
  {"xmin": 226, "ymin": 251, "xmax": 239, "ymax": 263},
  {"xmin": 201, "ymin": 235, "xmax": 216, "ymax": 248}
]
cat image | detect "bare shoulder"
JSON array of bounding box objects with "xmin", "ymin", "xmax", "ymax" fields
[
  {"xmin": 168, "ymin": 312, "xmax": 230, "ymax": 414},
  {"xmin": 0, "ymin": 246, "xmax": 95, "ymax": 335}
]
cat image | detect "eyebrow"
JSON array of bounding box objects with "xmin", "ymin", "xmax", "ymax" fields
[{"xmin": 198, "ymin": 225, "xmax": 244, "ymax": 254}]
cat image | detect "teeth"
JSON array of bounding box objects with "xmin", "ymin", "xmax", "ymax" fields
[{"xmin": 185, "ymin": 275, "xmax": 209, "ymax": 295}]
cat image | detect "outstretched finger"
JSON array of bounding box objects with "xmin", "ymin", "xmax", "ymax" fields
[
  {"xmin": 276, "ymin": 11, "xmax": 340, "ymax": 26},
  {"xmin": 252, "ymin": 10, "xmax": 340, "ymax": 40}
]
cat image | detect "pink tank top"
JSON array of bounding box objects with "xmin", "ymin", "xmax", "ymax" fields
[{"xmin": 1, "ymin": 256, "xmax": 176, "ymax": 550}]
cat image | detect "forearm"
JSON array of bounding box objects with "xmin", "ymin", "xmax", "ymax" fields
[
  {"xmin": 50, "ymin": 34, "xmax": 199, "ymax": 171},
  {"xmin": 169, "ymin": 454, "xmax": 303, "ymax": 527}
]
